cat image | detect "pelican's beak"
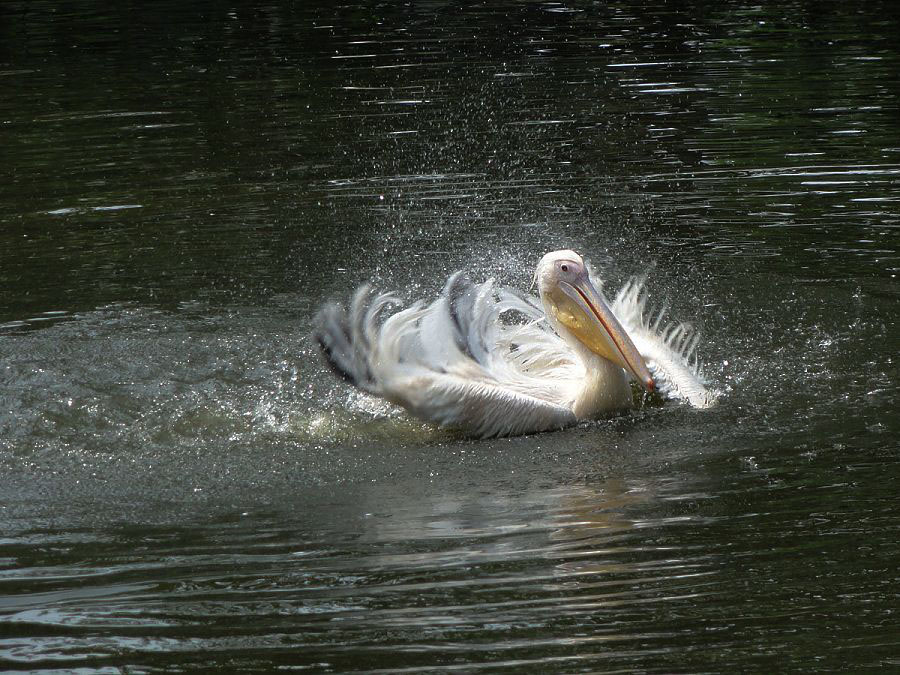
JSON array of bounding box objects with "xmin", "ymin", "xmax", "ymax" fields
[{"xmin": 548, "ymin": 274, "xmax": 655, "ymax": 392}]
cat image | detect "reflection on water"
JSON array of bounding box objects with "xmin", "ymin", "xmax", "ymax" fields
[
  {"xmin": 3, "ymin": 463, "xmax": 897, "ymax": 670},
  {"xmin": 0, "ymin": 480, "xmax": 707, "ymax": 668},
  {"xmin": 1, "ymin": 0, "xmax": 898, "ymax": 671}
]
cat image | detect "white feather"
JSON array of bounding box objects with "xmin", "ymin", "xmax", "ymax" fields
[
  {"xmin": 611, "ymin": 276, "xmax": 718, "ymax": 409},
  {"xmin": 314, "ymin": 255, "xmax": 717, "ymax": 438}
]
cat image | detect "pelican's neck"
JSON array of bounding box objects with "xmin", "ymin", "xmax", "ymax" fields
[
  {"xmin": 571, "ymin": 348, "xmax": 633, "ymax": 418},
  {"xmin": 547, "ymin": 312, "xmax": 633, "ymax": 418},
  {"xmin": 539, "ymin": 290, "xmax": 634, "ymax": 418}
]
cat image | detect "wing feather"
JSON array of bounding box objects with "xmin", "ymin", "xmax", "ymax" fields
[
  {"xmin": 611, "ymin": 276, "xmax": 718, "ymax": 408},
  {"xmin": 315, "ymin": 277, "xmax": 577, "ymax": 438}
]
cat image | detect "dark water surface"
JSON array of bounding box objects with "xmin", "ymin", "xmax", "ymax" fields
[{"xmin": 2, "ymin": 2, "xmax": 898, "ymax": 672}]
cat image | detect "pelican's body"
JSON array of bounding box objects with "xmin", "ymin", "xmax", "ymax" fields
[{"xmin": 315, "ymin": 250, "xmax": 716, "ymax": 438}]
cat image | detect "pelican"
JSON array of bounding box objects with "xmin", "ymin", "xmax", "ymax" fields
[{"xmin": 314, "ymin": 250, "xmax": 716, "ymax": 438}]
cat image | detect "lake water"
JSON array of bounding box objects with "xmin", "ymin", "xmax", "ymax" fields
[{"xmin": 1, "ymin": 2, "xmax": 898, "ymax": 672}]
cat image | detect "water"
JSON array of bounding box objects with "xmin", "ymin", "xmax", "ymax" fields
[{"xmin": 1, "ymin": 1, "xmax": 898, "ymax": 671}]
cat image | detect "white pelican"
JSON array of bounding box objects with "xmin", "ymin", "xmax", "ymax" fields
[{"xmin": 314, "ymin": 250, "xmax": 716, "ymax": 438}]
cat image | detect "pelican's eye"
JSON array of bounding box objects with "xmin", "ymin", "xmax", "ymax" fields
[{"xmin": 560, "ymin": 264, "xmax": 569, "ymax": 272}]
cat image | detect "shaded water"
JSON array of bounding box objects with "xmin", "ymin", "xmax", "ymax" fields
[{"xmin": 1, "ymin": 1, "xmax": 898, "ymax": 672}]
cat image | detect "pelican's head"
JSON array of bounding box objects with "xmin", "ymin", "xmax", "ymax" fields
[{"xmin": 536, "ymin": 250, "xmax": 654, "ymax": 392}]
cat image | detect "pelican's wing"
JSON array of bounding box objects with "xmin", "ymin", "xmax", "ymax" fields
[
  {"xmin": 314, "ymin": 275, "xmax": 578, "ymax": 438},
  {"xmin": 610, "ymin": 276, "xmax": 718, "ymax": 408}
]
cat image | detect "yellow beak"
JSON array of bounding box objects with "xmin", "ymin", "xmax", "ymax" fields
[{"xmin": 547, "ymin": 275, "xmax": 654, "ymax": 392}]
